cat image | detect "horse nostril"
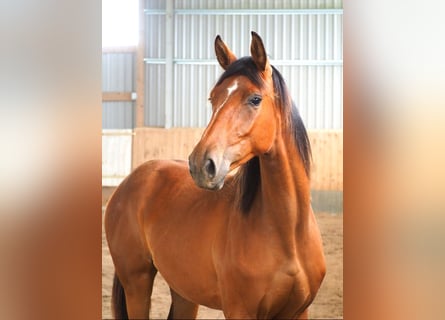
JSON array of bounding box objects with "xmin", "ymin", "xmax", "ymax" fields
[{"xmin": 204, "ymin": 158, "xmax": 216, "ymax": 179}]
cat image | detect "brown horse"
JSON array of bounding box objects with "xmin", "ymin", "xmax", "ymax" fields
[{"xmin": 105, "ymin": 32, "xmax": 326, "ymax": 319}]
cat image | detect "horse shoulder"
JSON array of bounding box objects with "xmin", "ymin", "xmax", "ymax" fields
[{"xmin": 105, "ymin": 159, "xmax": 190, "ymax": 244}]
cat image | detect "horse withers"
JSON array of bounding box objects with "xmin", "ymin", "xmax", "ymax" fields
[{"xmin": 105, "ymin": 32, "xmax": 326, "ymax": 319}]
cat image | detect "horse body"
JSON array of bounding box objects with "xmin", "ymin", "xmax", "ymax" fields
[
  {"xmin": 106, "ymin": 160, "xmax": 227, "ymax": 310},
  {"xmin": 105, "ymin": 32, "xmax": 325, "ymax": 319}
]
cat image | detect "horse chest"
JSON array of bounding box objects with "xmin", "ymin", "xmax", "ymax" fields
[
  {"xmin": 218, "ymin": 259, "xmax": 311, "ymax": 318},
  {"xmin": 216, "ymin": 238, "xmax": 310, "ymax": 317},
  {"xmin": 258, "ymin": 272, "xmax": 311, "ymax": 318}
]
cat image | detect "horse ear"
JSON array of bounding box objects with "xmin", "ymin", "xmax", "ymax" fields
[
  {"xmin": 215, "ymin": 35, "xmax": 237, "ymax": 70},
  {"xmin": 250, "ymin": 31, "xmax": 271, "ymax": 73}
]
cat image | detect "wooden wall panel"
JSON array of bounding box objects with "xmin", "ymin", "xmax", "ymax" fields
[
  {"xmin": 132, "ymin": 128, "xmax": 343, "ymax": 190},
  {"xmin": 309, "ymin": 130, "xmax": 343, "ymax": 190}
]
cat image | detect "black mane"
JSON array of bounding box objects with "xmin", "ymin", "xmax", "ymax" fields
[{"xmin": 217, "ymin": 58, "xmax": 312, "ymax": 214}]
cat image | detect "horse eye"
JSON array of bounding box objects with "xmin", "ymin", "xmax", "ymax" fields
[{"xmin": 249, "ymin": 96, "xmax": 262, "ymax": 107}]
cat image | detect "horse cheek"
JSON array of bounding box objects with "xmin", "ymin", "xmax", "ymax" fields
[{"xmin": 253, "ymin": 114, "xmax": 276, "ymax": 154}]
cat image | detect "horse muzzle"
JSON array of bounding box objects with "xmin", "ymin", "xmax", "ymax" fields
[{"xmin": 188, "ymin": 151, "xmax": 230, "ymax": 190}]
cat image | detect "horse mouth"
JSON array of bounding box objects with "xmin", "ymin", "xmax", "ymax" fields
[
  {"xmin": 206, "ymin": 179, "xmax": 225, "ymax": 191},
  {"xmin": 189, "ymin": 172, "xmax": 226, "ymax": 191},
  {"xmin": 188, "ymin": 157, "xmax": 229, "ymax": 191}
]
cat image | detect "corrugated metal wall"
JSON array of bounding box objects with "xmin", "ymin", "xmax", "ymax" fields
[
  {"xmin": 144, "ymin": 0, "xmax": 343, "ymax": 129},
  {"xmin": 102, "ymin": 53, "xmax": 135, "ymax": 185},
  {"xmin": 102, "ymin": 52, "xmax": 135, "ymax": 129}
]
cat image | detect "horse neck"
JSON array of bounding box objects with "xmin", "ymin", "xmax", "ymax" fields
[{"xmin": 258, "ymin": 123, "xmax": 311, "ymax": 238}]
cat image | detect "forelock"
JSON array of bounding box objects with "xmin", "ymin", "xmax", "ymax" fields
[{"xmin": 216, "ymin": 57, "xmax": 264, "ymax": 89}]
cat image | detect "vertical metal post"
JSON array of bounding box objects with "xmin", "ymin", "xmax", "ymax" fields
[
  {"xmin": 165, "ymin": 0, "xmax": 174, "ymax": 128},
  {"xmin": 133, "ymin": 0, "xmax": 146, "ymax": 171},
  {"xmin": 135, "ymin": 0, "xmax": 145, "ymax": 128}
]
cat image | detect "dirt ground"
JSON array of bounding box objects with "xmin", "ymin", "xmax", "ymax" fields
[{"xmin": 102, "ymin": 189, "xmax": 343, "ymax": 319}]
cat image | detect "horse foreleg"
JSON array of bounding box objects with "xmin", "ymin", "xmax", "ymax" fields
[
  {"xmin": 167, "ymin": 288, "xmax": 199, "ymax": 320},
  {"xmin": 296, "ymin": 308, "xmax": 309, "ymax": 319},
  {"xmin": 121, "ymin": 265, "xmax": 157, "ymax": 319}
]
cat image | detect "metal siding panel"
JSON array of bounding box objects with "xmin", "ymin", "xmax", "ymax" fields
[
  {"xmin": 145, "ymin": 0, "xmax": 164, "ymax": 10},
  {"xmin": 143, "ymin": 0, "xmax": 342, "ymax": 129},
  {"xmin": 324, "ymin": 66, "xmax": 333, "ymax": 128},
  {"xmin": 173, "ymin": 64, "xmax": 211, "ymax": 127},
  {"xmin": 173, "ymin": 65, "xmax": 181, "ymax": 126},
  {"xmin": 334, "ymin": 13, "xmax": 343, "ymax": 60},
  {"xmin": 145, "ymin": 14, "xmax": 165, "ymax": 58},
  {"xmin": 333, "ymin": 66, "xmax": 343, "ymax": 129},
  {"xmin": 316, "ymin": 65, "xmax": 324, "ymax": 129},
  {"xmin": 145, "ymin": 64, "xmax": 165, "ymax": 126},
  {"xmin": 308, "ymin": 66, "xmax": 316, "ymax": 129},
  {"xmin": 299, "ymin": 66, "xmax": 309, "ymax": 124},
  {"xmin": 102, "ymin": 52, "xmax": 135, "ymax": 129},
  {"xmin": 172, "ymin": 64, "xmax": 221, "ymax": 127},
  {"xmin": 102, "ymin": 53, "xmax": 134, "ymax": 91},
  {"xmin": 173, "ymin": 0, "xmax": 343, "ymax": 10},
  {"xmin": 102, "ymin": 102, "xmax": 134, "ymax": 129}
]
